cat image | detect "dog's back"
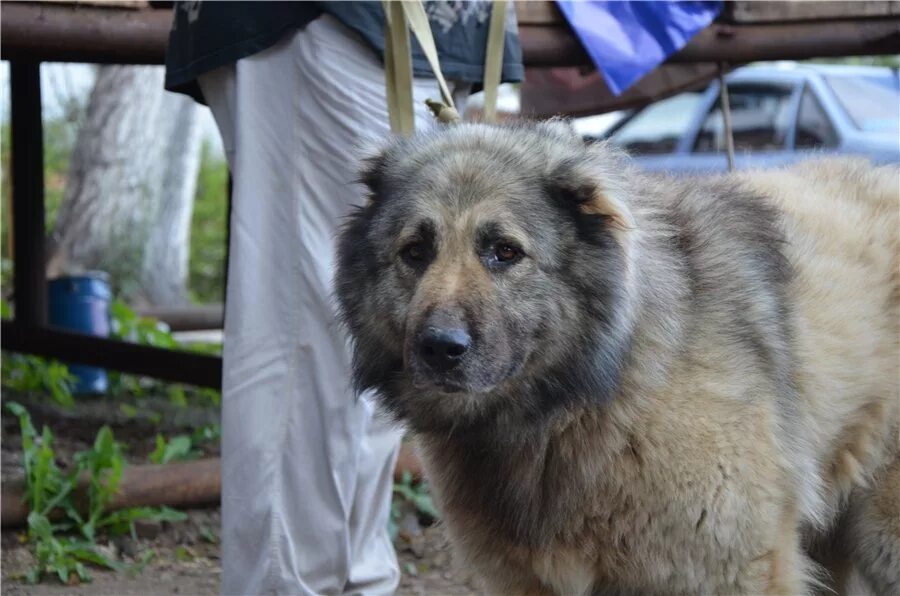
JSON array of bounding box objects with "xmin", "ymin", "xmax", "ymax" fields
[
  {"xmin": 739, "ymin": 159, "xmax": 898, "ymax": 500},
  {"xmin": 738, "ymin": 159, "xmax": 899, "ymax": 592}
]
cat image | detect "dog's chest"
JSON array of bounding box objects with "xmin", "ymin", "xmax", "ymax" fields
[
  {"xmin": 531, "ymin": 548, "xmax": 597, "ymax": 595},
  {"xmin": 418, "ymin": 398, "xmax": 787, "ymax": 594}
]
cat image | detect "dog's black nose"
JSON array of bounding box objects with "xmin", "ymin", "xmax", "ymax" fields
[{"xmin": 419, "ymin": 327, "xmax": 470, "ymax": 372}]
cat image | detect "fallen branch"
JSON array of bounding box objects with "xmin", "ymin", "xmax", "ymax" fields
[{"xmin": 2, "ymin": 444, "xmax": 423, "ymax": 528}]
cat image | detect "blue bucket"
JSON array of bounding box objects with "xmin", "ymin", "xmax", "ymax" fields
[{"xmin": 48, "ymin": 273, "xmax": 111, "ymax": 394}]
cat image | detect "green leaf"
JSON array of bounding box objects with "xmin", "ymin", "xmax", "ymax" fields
[
  {"xmin": 97, "ymin": 506, "xmax": 187, "ymax": 536},
  {"xmin": 73, "ymin": 561, "xmax": 89, "ymax": 582},
  {"xmin": 27, "ymin": 512, "xmax": 54, "ymax": 542},
  {"xmin": 167, "ymin": 385, "xmax": 188, "ymax": 408},
  {"xmin": 55, "ymin": 563, "xmax": 69, "ymax": 584},
  {"xmin": 164, "ymin": 435, "xmax": 192, "ymax": 463},
  {"xmin": 5, "ymin": 400, "xmax": 28, "ymax": 420},
  {"xmin": 129, "ymin": 550, "xmax": 156, "ymax": 576},
  {"xmin": 190, "ymin": 424, "xmax": 221, "ymax": 445},
  {"xmin": 199, "ymin": 526, "xmax": 217, "ymax": 544},
  {"xmin": 26, "ymin": 567, "xmax": 41, "ymax": 584},
  {"xmin": 119, "ymin": 403, "xmax": 138, "ymax": 418},
  {"xmin": 64, "ymin": 541, "xmax": 126, "ymax": 572},
  {"xmin": 149, "ymin": 434, "xmax": 167, "ymax": 464}
]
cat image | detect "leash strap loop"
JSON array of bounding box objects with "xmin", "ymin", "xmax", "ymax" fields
[{"xmin": 384, "ymin": 1, "xmax": 508, "ymax": 131}]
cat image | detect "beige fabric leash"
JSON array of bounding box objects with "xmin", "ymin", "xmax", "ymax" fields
[
  {"xmin": 383, "ymin": 0, "xmax": 508, "ymax": 132},
  {"xmin": 481, "ymin": 0, "xmax": 508, "ymax": 123},
  {"xmin": 400, "ymin": 0, "xmax": 458, "ymax": 112},
  {"xmin": 383, "ymin": 1, "xmax": 415, "ymax": 135}
]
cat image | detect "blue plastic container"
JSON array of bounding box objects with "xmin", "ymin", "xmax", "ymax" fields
[{"xmin": 48, "ymin": 273, "xmax": 111, "ymax": 394}]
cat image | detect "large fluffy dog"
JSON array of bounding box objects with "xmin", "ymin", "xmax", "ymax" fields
[{"xmin": 335, "ymin": 122, "xmax": 899, "ymax": 594}]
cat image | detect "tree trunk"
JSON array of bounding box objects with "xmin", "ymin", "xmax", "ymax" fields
[
  {"xmin": 138, "ymin": 84, "xmax": 202, "ymax": 306},
  {"xmin": 47, "ymin": 65, "xmax": 201, "ymax": 307}
]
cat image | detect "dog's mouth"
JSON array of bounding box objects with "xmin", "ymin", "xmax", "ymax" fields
[
  {"xmin": 407, "ymin": 361, "xmax": 521, "ymax": 396},
  {"xmin": 409, "ymin": 368, "xmax": 468, "ymax": 394},
  {"xmin": 433, "ymin": 380, "xmax": 466, "ymax": 394}
]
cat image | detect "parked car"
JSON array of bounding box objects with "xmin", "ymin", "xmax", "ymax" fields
[{"xmin": 596, "ymin": 63, "xmax": 900, "ymax": 173}]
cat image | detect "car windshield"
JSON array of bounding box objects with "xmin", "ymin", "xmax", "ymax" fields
[
  {"xmin": 608, "ymin": 92, "xmax": 705, "ymax": 154},
  {"xmin": 825, "ymin": 72, "xmax": 900, "ymax": 132}
]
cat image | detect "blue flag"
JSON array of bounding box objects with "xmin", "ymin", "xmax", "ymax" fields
[{"xmin": 556, "ymin": 1, "xmax": 722, "ymax": 95}]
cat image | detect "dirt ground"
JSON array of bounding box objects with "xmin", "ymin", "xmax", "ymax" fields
[
  {"xmin": 2, "ymin": 512, "xmax": 482, "ymax": 595},
  {"xmin": 1, "ymin": 394, "xmax": 482, "ymax": 595}
]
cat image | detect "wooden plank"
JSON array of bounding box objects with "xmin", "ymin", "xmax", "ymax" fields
[
  {"xmin": 1, "ymin": 322, "xmax": 223, "ymax": 389},
  {"xmin": 4, "ymin": 2, "xmax": 900, "ymax": 67},
  {"xmin": 728, "ymin": 0, "xmax": 900, "ymax": 24},
  {"xmin": 1, "ymin": 443, "xmax": 426, "ymax": 528},
  {"xmin": 49, "ymin": 0, "xmax": 149, "ymax": 7},
  {"xmin": 135, "ymin": 304, "xmax": 224, "ymax": 331},
  {"xmin": 515, "ymin": 1, "xmax": 564, "ymax": 25},
  {"xmin": 521, "ymin": 63, "xmax": 728, "ymax": 118},
  {"xmin": 1, "ymin": 2, "xmax": 172, "ymax": 65}
]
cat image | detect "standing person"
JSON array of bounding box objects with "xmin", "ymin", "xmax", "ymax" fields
[{"xmin": 164, "ymin": 2, "xmax": 524, "ymax": 594}]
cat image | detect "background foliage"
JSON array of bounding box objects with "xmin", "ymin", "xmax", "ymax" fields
[{"xmin": 0, "ymin": 117, "xmax": 229, "ymax": 305}]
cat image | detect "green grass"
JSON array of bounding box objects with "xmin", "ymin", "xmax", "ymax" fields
[
  {"xmin": 188, "ymin": 141, "xmax": 229, "ymax": 304},
  {"xmin": 6, "ymin": 402, "xmax": 186, "ymax": 584}
]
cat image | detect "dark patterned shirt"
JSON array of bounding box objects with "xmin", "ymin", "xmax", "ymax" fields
[{"xmin": 165, "ymin": 1, "xmax": 524, "ymax": 103}]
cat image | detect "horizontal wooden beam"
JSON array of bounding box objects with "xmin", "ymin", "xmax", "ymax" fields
[
  {"xmin": 2, "ymin": 446, "xmax": 425, "ymax": 527},
  {"xmin": 1, "ymin": 458, "xmax": 221, "ymax": 528},
  {"xmin": 671, "ymin": 18, "xmax": 900, "ymax": 63},
  {"xmin": 135, "ymin": 304, "xmax": 224, "ymax": 332},
  {"xmin": 0, "ymin": 2, "xmax": 171, "ymax": 64},
  {"xmin": 725, "ymin": 1, "xmax": 900, "ymax": 24},
  {"xmin": 3, "ymin": 2, "xmax": 899, "ymax": 67},
  {"xmin": 1, "ymin": 322, "xmax": 222, "ymax": 389},
  {"xmin": 519, "ymin": 19, "xmax": 900, "ymax": 67}
]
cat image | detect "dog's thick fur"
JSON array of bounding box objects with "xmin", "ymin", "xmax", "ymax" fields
[{"xmin": 335, "ymin": 122, "xmax": 899, "ymax": 595}]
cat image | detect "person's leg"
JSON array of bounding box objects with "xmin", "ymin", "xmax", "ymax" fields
[
  {"xmin": 199, "ymin": 15, "xmax": 456, "ymax": 595},
  {"xmin": 290, "ymin": 16, "xmax": 471, "ymax": 593},
  {"xmin": 200, "ymin": 48, "xmax": 358, "ymax": 594}
]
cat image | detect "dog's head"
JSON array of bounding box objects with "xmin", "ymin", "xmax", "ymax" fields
[{"xmin": 336, "ymin": 122, "xmax": 637, "ymax": 430}]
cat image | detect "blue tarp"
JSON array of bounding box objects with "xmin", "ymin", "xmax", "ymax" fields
[{"xmin": 556, "ymin": 1, "xmax": 723, "ymax": 95}]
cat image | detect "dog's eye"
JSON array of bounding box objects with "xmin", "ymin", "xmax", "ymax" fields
[
  {"xmin": 495, "ymin": 243, "xmax": 522, "ymax": 263},
  {"xmin": 400, "ymin": 242, "xmax": 429, "ymax": 266}
]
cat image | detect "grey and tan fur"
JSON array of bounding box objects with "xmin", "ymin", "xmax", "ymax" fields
[{"xmin": 335, "ymin": 122, "xmax": 899, "ymax": 595}]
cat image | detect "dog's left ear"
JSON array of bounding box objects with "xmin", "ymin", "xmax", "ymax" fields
[
  {"xmin": 573, "ymin": 184, "xmax": 635, "ymax": 232},
  {"xmin": 548, "ymin": 160, "xmax": 635, "ymax": 232}
]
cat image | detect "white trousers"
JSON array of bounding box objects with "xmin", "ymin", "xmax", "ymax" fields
[{"xmin": 199, "ymin": 15, "xmax": 462, "ymax": 596}]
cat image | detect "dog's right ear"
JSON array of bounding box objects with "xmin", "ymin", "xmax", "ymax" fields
[
  {"xmin": 358, "ymin": 150, "xmax": 389, "ymax": 202},
  {"xmin": 355, "ymin": 131, "xmax": 396, "ymax": 202}
]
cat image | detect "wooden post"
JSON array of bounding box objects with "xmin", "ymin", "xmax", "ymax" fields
[
  {"xmin": 10, "ymin": 60, "xmax": 47, "ymax": 326},
  {"xmin": 718, "ymin": 64, "xmax": 736, "ymax": 172}
]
